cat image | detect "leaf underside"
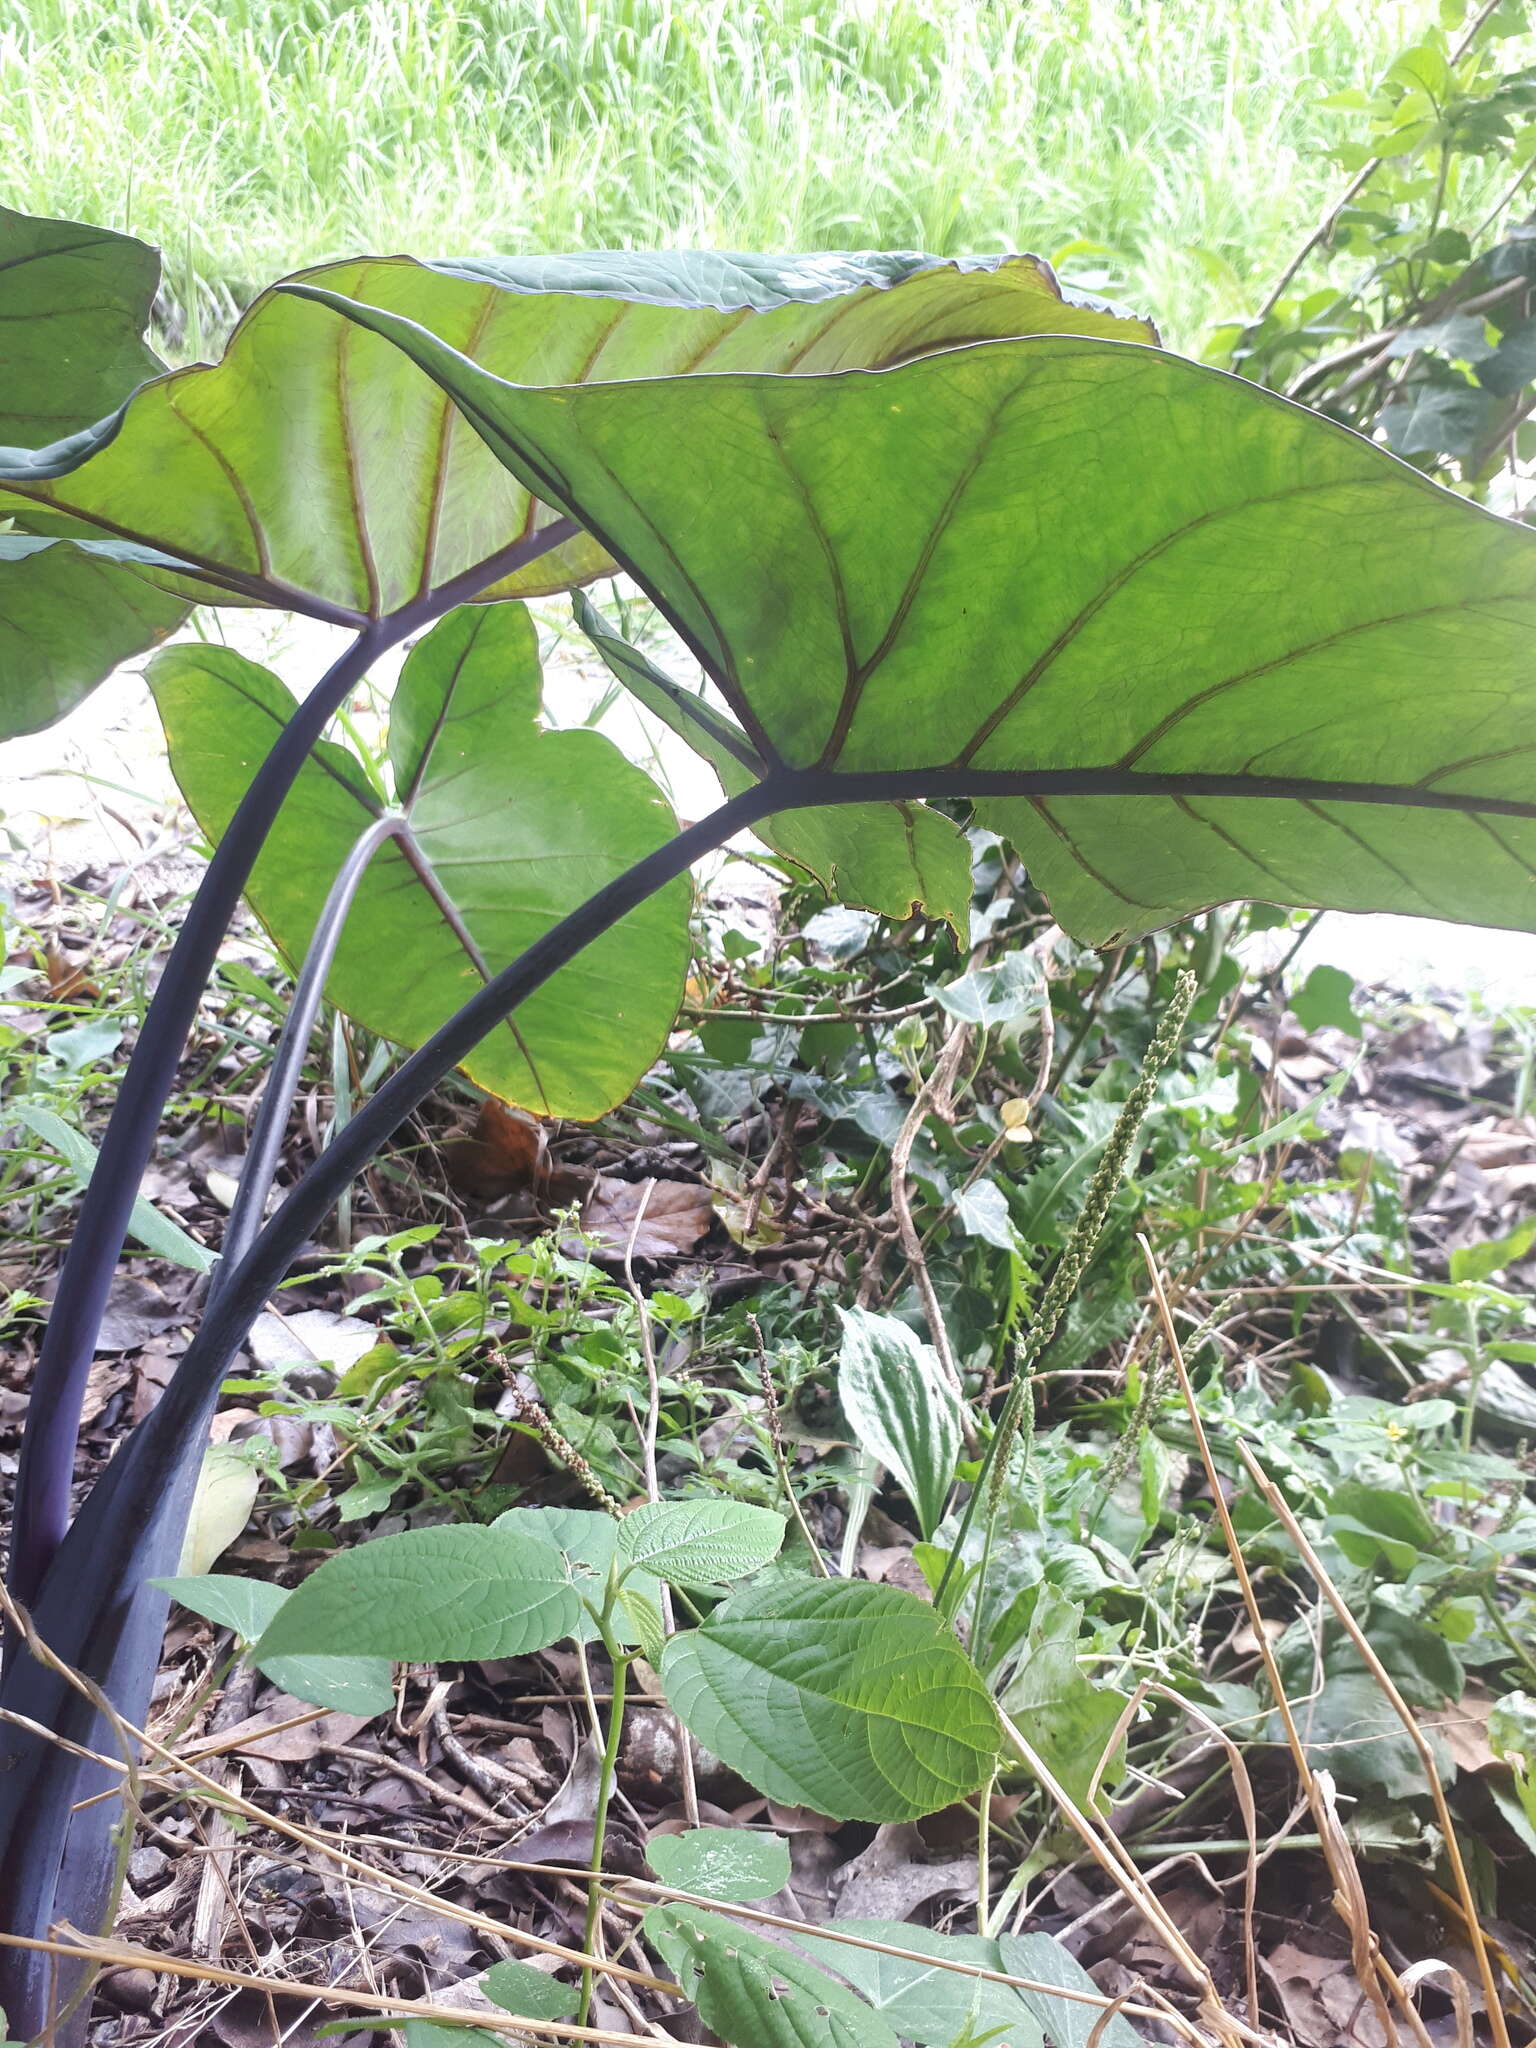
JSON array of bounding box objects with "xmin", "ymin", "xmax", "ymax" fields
[
  {"xmin": 303, "ymin": 301, "xmax": 1536, "ymax": 945},
  {"xmin": 150, "ymin": 605, "xmax": 691, "ymax": 1118}
]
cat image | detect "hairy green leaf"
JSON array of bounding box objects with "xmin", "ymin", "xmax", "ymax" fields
[
  {"xmin": 798, "ymin": 1923, "xmax": 1038, "ymax": 2048},
  {"xmin": 153, "ymin": 1573, "xmax": 394, "ymax": 1712},
  {"xmin": 645, "ymin": 1902, "xmax": 901, "ymax": 2048},
  {"xmin": 836, "ymin": 1308, "xmax": 963, "ymax": 1540},
  {"xmin": 252, "ymin": 1526, "xmax": 580, "ymax": 1672},
  {"xmin": 617, "ymin": 1499, "xmax": 785, "ymax": 1590},
  {"xmin": 492, "ymin": 1506, "xmax": 665, "ymax": 1649},
  {"xmin": 150, "ymin": 605, "xmax": 690, "ymax": 1118},
  {"xmin": 660, "ymin": 1577, "xmax": 1000, "ymax": 1821},
  {"xmin": 315, "ymin": 308, "xmax": 1536, "ymax": 944},
  {"xmin": 646, "ymin": 1826, "xmax": 791, "ymax": 1902}
]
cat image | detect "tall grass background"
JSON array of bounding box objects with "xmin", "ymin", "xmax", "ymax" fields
[{"xmin": 2, "ymin": 0, "xmax": 1449, "ymax": 350}]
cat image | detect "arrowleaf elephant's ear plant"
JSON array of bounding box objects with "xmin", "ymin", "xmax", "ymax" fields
[{"xmin": 4, "ymin": 200, "xmax": 1536, "ymax": 2042}]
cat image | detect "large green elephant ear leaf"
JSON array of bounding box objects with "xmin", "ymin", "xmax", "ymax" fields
[
  {"xmin": 572, "ymin": 590, "xmax": 973, "ymax": 925},
  {"xmin": 0, "ymin": 208, "xmax": 187, "ymax": 737},
  {"xmin": 150, "ymin": 604, "xmax": 691, "ymax": 1118},
  {"xmin": 2, "ymin": 244, "xmax": 1149, "ymax": 740},
  {"xmin": 0, "ymin": 204, "xmax": 163, "ymax": 451},
  {"xmin": 295, "ymin": 303, "xmax": 1536, "ymax": 944}
]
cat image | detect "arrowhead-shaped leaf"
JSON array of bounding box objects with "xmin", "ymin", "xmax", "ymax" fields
[
  {"xmin": 836, "ymin": 1308, "xmax": 964, "ymax": 1541},
  {"xmin": 311, "ymin": 310, "xmax": 1536, "ymax": 945},
  {"xmin": 660, "ymin": 1577, "xmax": 1000, "ymax": 1822},
  {"xmin": 150, "ymin": 604, "xmax": 691, "ymax": 1117},
  {"xmin": 616, "ymin": 1499, "xmax": 785, "ymax": 1591},
  {"xmin": 252, "ymin": 1525, "xmax": 581, "ymax": 1674}
]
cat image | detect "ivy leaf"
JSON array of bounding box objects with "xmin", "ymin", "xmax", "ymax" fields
[
  {"xmin": 251, "ymin": 1527, "xmax": 581, "ymax": 1678},
  {"xmin": 310, "ymin": 306, "xmax": 1536, "ymax": 947},
  {"xmin": 1291, "ymin": 963, "xmax": 1363, "ymax": 1037},
  {"xmin": 646, "ymin": 1826, "xmax": 791, "ymax": 1902},
  {"xmin": 150, "ymin": 605, "xmax": 691, "ymax": 1119},
  {"xmin": 836, "ymin": 1308, "xmax": 963, "ymax": 1541},
  {"xmin": 660, "ymin": 1577, "xmax": 1000, "ymax": 1822},
  {"xmin": 616, "ymin": 1499, "xmax": 786, "ymax": 1591},
  {"xmin": 645, "ymin": 1902, "xmax": 901, "ymax": 2048}
]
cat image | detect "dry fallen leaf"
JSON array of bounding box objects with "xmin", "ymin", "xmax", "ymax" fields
[
  {"xmin": 441, "ymin": 1099, "xmax": 547, "ymax": 1198},
  {"xmin": 578, "ymin": 1175, "xmax": 714, "ymax": 1260}
]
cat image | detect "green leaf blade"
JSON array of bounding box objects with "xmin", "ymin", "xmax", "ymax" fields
[
  {"xmin": 660, "ymin": 1577, "xmax": 1000, "ymax": 1822},
  {"xmin": 617, "ymin": 1499, "xmax": 786, "ymax": 1591},
  {"xmin": 251, "ymin": 1526, "xmax": 581, "ymax": 1669},
  {"xmin": 836, "ymin": 1308, "xmax": 963, "ymax": 1541}
]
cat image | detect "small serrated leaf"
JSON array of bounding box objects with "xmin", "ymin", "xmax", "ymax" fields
[{"xmin": 617, "ymin": 1499, "xmax": 785, "ymax": 1591}]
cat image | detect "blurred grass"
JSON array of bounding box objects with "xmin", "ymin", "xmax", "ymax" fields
[{"xmin": 0, "ymin": 0, "xmax": 1452, "ymax": 351}]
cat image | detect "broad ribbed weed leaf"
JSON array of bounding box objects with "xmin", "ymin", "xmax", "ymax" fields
[
  {"xmin": 308, "ymin": 305, "xmax": 1536, "ymax": 945},
  {"xmin": 150, "ymin": 605, "xmax": 690, "ymax": 1119},
  {"xmin": 798, "ymin": 1923, "xmax": 1040, "ymax": 2048},
  {"xmin": 617, "ymin": 1499, "xmax": 785, "ymax": 1591},
  {"xmin": 252, "ymin": 1526, "xmax": 580, "ymax": 1677},
  {"xmin": 836, "ymin": 1307, "xmax": 963, "ymax": 1541},
  {"xmin": 154, "ymin": 1573, "xmax": 394, "ymax": 1714},
  {"xmin": 659, "ymin": 1577, "xmax": 1000, "ymax": 1821},
  {"xmin": 645, "ymin": 1903, "xmax": 901, "ymax": 2048},
  {"xmin": 646, "ymin": 1826, "xmax": 791, "ymax": 1902},
  {"xmin": 493, "ymin": 1505, "xmax": 666, "ymax": 1649}
]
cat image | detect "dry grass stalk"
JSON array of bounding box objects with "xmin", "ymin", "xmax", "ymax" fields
[
  {"xmin": 1138, "ymin": 1234, "xmax": 1466, "ymax": 2048},
  {"xmin": 1234, "ymin": 1437, "xmax": 1512, "ymax": 2048}
]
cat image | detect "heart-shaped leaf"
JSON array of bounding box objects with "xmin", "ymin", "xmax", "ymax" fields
[
  {"xmin": 150, "ymin": 604, "xmax": 691, "ymax": 1118},
  {"xmin": 645, "ymin": 1902, "xmax": 901, "ymax": 2048},
  {"xmin": 836, "ymin": 1307, "xmax": 963, "ymax": 1541},
  {"xmin": 252, "ymin": 1526, "xmax": 580, "ymax": 1672},
  {"xmin": 646, "ymin": 1826, "xmax": 791, "ymax": 1902},
  {"xmin": 315, "ymin": 310, "xmax": 1536, "ymax": 945},
  {"xmin": 2, "ymin": 247, "xmax": 1152, "ymax": 738},
  {"xmin": 617, "ymin": 1499, "xmax": 785, "ymax": 1591},
  {"xmin": 660, "ymin": 1577, "xmax": 1000, "ymax": 1822}
]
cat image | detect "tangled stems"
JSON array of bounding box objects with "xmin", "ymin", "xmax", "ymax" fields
[{"xmin": 936, "ymin": 969, "xmax": 1198, "ymax": 1617}]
